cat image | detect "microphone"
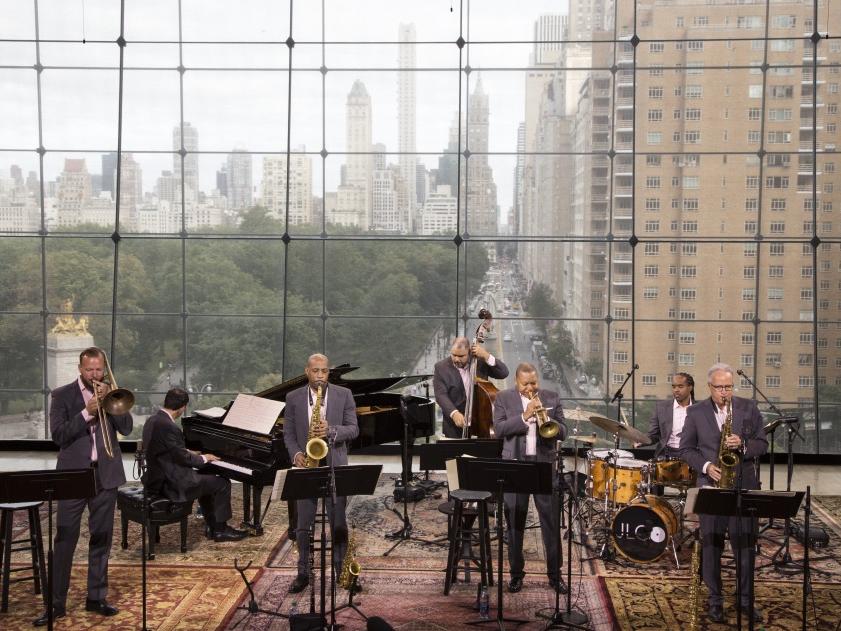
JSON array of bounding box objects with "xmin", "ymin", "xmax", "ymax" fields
[
  {"xmin": 633, "ymin": 363, "xmax": 639, "ymax": 370},
  {"xmin": 737, "ymin": 369, "xmax": 744, "ymax": 376}
]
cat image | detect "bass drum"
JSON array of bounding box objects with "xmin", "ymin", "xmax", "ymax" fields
[{"xmin": 611, "ymin": 496, "xmax": 678, "ymax": 563}]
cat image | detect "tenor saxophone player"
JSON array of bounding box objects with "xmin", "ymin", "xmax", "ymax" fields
[
  {"xmin": 284, "ymin": 354, "xmax": 359, "ymax": 595},
  {"xmin": 679, "ymin": 363, "xmax": 767, "ymax": 624}
]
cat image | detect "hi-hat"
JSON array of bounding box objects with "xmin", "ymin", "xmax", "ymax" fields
[
  {"xmin": 569, "ymin": 433, "xmax": 612, "ymax": 447},
  {"xmin": 589, "ymin": 415, "xmax": 651, "ymax": 446}
]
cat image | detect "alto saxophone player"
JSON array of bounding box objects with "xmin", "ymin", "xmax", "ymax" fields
[
  {"xmin": 284, "ymin": 354, "xmax": 359, "ymax": 595},
  {"xmin": 679, "ymin": 363, "xmax": 767, "ymax": 624}
]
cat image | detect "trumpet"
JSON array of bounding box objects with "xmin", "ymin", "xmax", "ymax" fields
[
  {"xmin": 529, "ymin": 392, "xmax": 561, "ymax": 439},
  {"xmin": 91, "ymin": 352, "xmax": 134, "ymax": 459}
]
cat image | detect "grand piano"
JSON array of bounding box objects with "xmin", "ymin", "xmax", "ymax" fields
[{"xmin": 182, "ymin": 364, "xmax": 434, "ymax": 535}]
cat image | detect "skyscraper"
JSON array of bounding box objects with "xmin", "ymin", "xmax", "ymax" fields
[
  {"xmin": 226, "ymin": 149, "xmax": 253, "ymax": 211},
  {"xmin": 173, "ymin": 122, "xmax": 199, "ymax": 205},
  {"xmin": 398, "ymin": 23, "xmax": 417, "ymax": 233},
  {"xmin": 262, "ymin": 150, "xmax": 313, "ymax": 226},
  {"xmin": 464, "ymin": 76, "xmax": 499, "ymax": 235},
  {"xmin": 336, "ymin": 80, "xmax": 372, "ymax": 229}
]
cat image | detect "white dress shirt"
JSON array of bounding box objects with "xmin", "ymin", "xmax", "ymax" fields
[{"xmin": 519, "ymin": 392, "xmax": 537, "ymax": 456}]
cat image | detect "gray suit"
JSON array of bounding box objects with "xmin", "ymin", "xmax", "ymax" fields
[
  {"xmin": 49, "ymin": 379, "xmax": 132, "ymax": 608},
  {"xmin": 648, "ymin": 398, "xmax": 681, "ymax": 458},
  {"xmin": 433, "ymin": 356, "xmax": 509, "ymax": 438},
  {"xmin": 679, "ymin": 396, "xmax": 767, "ymax": 609},
  {"xmin": 284, "ymin": 383, "xmax": 359, "ymax": 577},
  {"xmin": 493, "ymin": 387, "xmax": 567, "ymax": 581}
]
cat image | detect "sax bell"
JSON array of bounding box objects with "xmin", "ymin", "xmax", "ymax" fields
[
  {"xmin": 348, "ymin": 560, "xmax": 361, "ymax": 576},
  {"xmin": 306, "ymin": 437, "xmax": 328, "ymax": 462}
]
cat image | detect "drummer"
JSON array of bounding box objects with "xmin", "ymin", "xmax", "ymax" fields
[{"xmin": 636, "ymin": 372, "xmax": 695, "ymax": 459}]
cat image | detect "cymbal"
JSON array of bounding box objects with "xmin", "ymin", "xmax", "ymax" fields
[
  {"xmin": 564, "ymin": 408, "xmax": 600, "ymax": 423},
  {"xmin": 569, "ymin": 433, "xmax": 612, "ymax": 447},
  {"xmin": 588, "ymin": 415, "xmax": 652, "ymax": 446}
]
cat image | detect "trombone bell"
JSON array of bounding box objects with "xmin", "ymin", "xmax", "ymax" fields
[{"xmin": 102, "ymin": 388, "xmax": 135, "ymax": 416}]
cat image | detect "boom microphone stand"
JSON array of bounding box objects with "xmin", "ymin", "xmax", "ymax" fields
[{"xmin": 133, "ymin": 443, "xmax": 150, "ymax": 631}]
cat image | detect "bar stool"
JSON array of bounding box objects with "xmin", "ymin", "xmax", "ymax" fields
[
  {"xmin": 0, "ymin": 501, "xmax": 47, "ymax": 612},
  {"xmin": 442, "ymin": 489, "xmax": 493, "ymax": 596}
]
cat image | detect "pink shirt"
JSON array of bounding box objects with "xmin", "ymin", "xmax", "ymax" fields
[{"xmin": 78, "ymin": 377, "xmax": 97, "ymax": 462}]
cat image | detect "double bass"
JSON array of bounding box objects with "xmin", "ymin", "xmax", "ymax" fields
[{"xmin": 462, "ymin": 308, "xmax": 500, "ymax": 438}]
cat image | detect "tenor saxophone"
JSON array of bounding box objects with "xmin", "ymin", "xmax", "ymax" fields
[
  {"xmin": 716, "ymin": 397, "xmax": 738, "ymax": 489},
  {"xmin": 304, "ymin": 385, "xmax": 328, "ymax": 468},
  {"xmin": 337, "ymin": 525, "xmax": 361, "ymax": 590}
]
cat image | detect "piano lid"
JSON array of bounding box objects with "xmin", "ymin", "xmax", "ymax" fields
[{"xmin": 254, "ymin": 363, "xmax": 432, "ymax": 401}]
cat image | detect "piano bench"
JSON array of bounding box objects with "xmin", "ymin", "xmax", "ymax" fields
[{"xmin": 117, "ymin": 486, "xmax": 194, "ymax": 560}]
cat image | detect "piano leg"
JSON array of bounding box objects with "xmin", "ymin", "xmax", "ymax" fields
[
  {"xmin": 242, "ymin": 483, "xmax": 252, "ymax": 530},
  {"xmin": 252, "ymin": 485, "xmax": 264, "ymax": 536}
]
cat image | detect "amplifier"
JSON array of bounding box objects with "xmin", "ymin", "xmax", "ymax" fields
[
  {"xmin": 791, "ymin": 521, "xmax": 830, "ymax": 550},
  {"xmin": 393, "ymin": 480, "xmax": 426, "ymax": 503}
]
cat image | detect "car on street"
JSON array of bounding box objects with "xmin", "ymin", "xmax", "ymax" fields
[{"xmin": 503, "ymin": 333, "xmax": 512, "ymax": 342}]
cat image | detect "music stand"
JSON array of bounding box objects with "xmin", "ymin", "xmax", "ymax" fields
[
  {"xmin": 458, "ymin": 457, "xmax": 552, "ymax": 630},
  {"xmin": 278, "ymin": 465, "xmax": 381, "ymax": 629},
  {"xmin": 0, "ymin": 468, "xmax": 96, "ymax": 631},
  {"xmin": 688, "ymin": 487, "xmax": 803, "ymax": 631}
]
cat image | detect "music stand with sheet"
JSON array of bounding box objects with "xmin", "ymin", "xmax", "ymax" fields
[
  {"xmin": 687, "ymin": 487, "xmax": 804, "ymax": 631},
  {"xmin": 457, "ymin": 457, "xmax": 552, "ymax": 630},
  {"xmin": 0, "ymin": 468, "xmax": 96, "ymax": 631},
  {"xmin": 275, "ymin": 465, "xmax": 381, "ymax": 628}
]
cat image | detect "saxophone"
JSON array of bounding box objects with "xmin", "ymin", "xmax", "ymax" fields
[
  {"xmin": 304, "ymin": 385, "xmax": 328, "ymax": 468},
  {"xmin": 716, "ymin": 397, "xmax": 738, "ymax": 489},
  {"xmin": 337, "ymin": 525, "xmax": 361, "ymax": 590},
  {"xmin": 688, "ymin": 538, "xmax": 701, "ymax": 630}
]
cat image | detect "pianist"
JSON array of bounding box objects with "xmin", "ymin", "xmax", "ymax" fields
[
  {"xmin": 142, "ymin": 387, "xmax": 248, "ymax": 542},
  {"xmin": 285, "ymin": 354, "xmax": 359, "ymax": 594}
]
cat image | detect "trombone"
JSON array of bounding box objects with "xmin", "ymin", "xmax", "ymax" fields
[{"xmin": 91, "ymin": 352, "xmax": 135, "ymax": 459}]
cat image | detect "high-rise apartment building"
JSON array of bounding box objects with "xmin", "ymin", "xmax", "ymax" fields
[
  {"xmin": 336, "ymin": 80, "xmax": 373, "ymax": 229},
  {"xmin": 173, "ymin": 122, "xmax": 199, "ymax": 205},
  {"xmin": 226, "ymin": 149, "xmax": 253, "ymax": 211},
  {"xmin": 262, "ymin": 150, "xmax": 313, "ymax": 226},
  {"xmin": 398, "ymin": 23, "xmax": 417, "ymax": 233}
]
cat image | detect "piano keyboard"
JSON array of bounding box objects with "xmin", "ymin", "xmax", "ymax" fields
[{"xmin": 210, "ymin": 460, "xmax": 253, "ymax": 476}]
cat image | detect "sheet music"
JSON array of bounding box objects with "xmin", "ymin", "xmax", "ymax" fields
[
  {"xmin": 222, "ymin": 394, "xmax": 284, "ymax": 435},
  {"xmin": 271, "ymin": 466, "xmax": 298, "ymax": 501},
  {"xmin": 445, "ymin": 454, "xmax": 476, "ymax": 492}
]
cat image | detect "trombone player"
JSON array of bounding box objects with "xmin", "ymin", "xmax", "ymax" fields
[
  {"xmin": 35, "ymin": 347, "xmax": 133, "ymax": 626},
  {"xmin": 492, "ymin": 362, "xmax": 568, "ymax": 594}
]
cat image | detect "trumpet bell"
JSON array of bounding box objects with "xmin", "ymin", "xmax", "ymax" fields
[
  {"xmin": 538, "ymin": 419, "xmax": 561, "ymax": 439},
  {"xmin": 102, "ymin": 388, "xmax": 135, "ymax": 416},
  {"xmin": 306, "ymin": 437, "xmax": 328, "ymax": 463}
]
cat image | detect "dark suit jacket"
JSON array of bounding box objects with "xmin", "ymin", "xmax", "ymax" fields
[
  {"xmin": 679, "ymin": 396, "xmax": 767, "ymax": 490},
  {"xmin": 492, "ymin": 387, "xmax": 567, "ymax": 462},
  {"xmin": 50, "ymin": 379, "xmax": 132, "ymax": 490},
  {"xmin": 284, "ymin": 384, "xmax": 359, "ymax": 467},
  {"xmin": 142, "ymin": 410, "xmax": 206, "ymax": 501},
  {"xmin": 434, "ymin": 356, "xmax": 509, "ymax": 437}
]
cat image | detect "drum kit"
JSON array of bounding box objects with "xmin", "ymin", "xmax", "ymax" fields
[{"xmin": 565, "ymin": 410, "xmax": 697, "ymax": 566}]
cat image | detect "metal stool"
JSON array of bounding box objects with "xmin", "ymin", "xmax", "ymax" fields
[
  {"xmin": 442, "ymin": 489, "xmax": 493, "ymax": 596},
  {"xmin": 0, "ymin": 501, "xmax": 47, "ymax": 612}
]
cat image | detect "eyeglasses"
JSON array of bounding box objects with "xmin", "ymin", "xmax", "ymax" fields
[{"xmin": 709, "ymin": 384, "xmax": 734, "ymax": 392}]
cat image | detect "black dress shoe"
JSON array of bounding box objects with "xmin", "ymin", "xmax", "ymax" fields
[
  {"xmin": 212, "ymin": 524, "xmax": 248, "ymax": 542},
  {"xmin": 549, "ymin": 577, "xmax": 569, "ymax": 594},
  {"xmin": 707, "ymin": 604, "xmax": 725, "ymax": 624},
  {"xmin": 288, "ymin": 574, "xmax": 309, "ymax": 594},
  {"xmin": 33, "ymin": 607, "xmax": 65, "ymax": 627},
  {"xmin": 85, "ymin": 599, "xmax": 119, "ymax": 616},
  {"xmin": 507, "ymin": 577, "xmax": 523, "ymax": 593},
  {"xmin": 741, "ymin": 605, "xmax": 763, "ymax": 622}
]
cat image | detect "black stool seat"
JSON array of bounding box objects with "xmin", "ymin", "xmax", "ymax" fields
[
  {"xmin": 443, "ymin": 491, "xmax": 493, "ymax": 596},
  {"xmin": 0, "ymin": 501, "xmax": 47, "ymax": 612},
  {"xmin": 117, "ymin": 486, "xmax": 193, "ymax": 560}
]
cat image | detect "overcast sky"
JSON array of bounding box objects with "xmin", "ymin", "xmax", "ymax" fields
[{"xmin": 1, "ymin": 0, "xmax": 568, "ymax": 213}]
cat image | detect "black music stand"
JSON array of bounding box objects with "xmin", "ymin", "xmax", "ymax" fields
[
  {"xmin": 0, "ymin": 468, "xmax": 96, "ymax": 631},
  {"xmin": 458, "ymin": 457, "xmax": 552, "ymax": 630},
  {"xmin": 690, "ymin": 487, "xmax": 803, "ymax": 631},
  {"xmin": 280, "ymin": 465, "xmax": 381, "ymax": 629}
]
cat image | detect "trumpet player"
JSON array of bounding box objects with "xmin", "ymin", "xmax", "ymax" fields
[
  {"xmin": 492, "ymin": 362, "xmax": 568, "ymax": 595},
  {"xmin": 36, "ymin": 347, "xmax": 133, "ymax": 626},
  {"xmin": 679, "ymin": 363, "xmax": 767, "ymax": 624},
  {"xmin": 284, "ymin": 354, "xmax": 359, "ymax": 594}
]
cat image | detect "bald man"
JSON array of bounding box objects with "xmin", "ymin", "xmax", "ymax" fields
[
  {"xmin": 284, "ymin": 354, "xmax": 359, "ymax": 594},
  {"xmin": 433, "ymin": 337, "xmax": 509, "ymax": 437}
]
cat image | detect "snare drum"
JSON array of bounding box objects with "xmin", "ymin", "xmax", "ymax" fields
[
  {"xmin": 612, "ymin": 495, "xmax": 678, "ymax": 563},
  {"xmin": 588, "ymin": 451, "xmax": 645, "ymax": 505},
  {"xmin": 652, "ymin": 458, "xmax": 697, "ymax": 488}
]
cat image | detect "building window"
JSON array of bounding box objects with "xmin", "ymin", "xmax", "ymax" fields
[
  {"xmin": 765, "ymin": 376, "xmax": 781, "ymax": 389},
  {"xmin": 642, "ymin": 374, "xmax": 657, "ymax": 386},
  {"xmin": 766, "ymin": 331, "xmax": 783, "ymax": 344}
]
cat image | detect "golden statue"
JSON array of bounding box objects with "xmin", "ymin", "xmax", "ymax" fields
[{"xmin": 50, "ymin": 299, "xmax": 90, "ymax": 336}]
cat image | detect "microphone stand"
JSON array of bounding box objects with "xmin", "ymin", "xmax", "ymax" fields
[
  {"xmin": 132, "ymin": 443, "xmax": 150, "ymax": 631},
  {"xmin": 327, "ymin": 429, "xmax": 338, "ymax": 631},
  {"xmin": 737, "ymin": 370, "xmax": 784, "ymax": 533}
]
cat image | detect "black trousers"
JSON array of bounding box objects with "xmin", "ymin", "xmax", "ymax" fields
[
  {"xmin": 188, "ymin": 474, "xmax": 233, "ymax": 527},
  {"xmin": 699, "ymin": 513, "xmax": 757, "ymax": 608}
]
